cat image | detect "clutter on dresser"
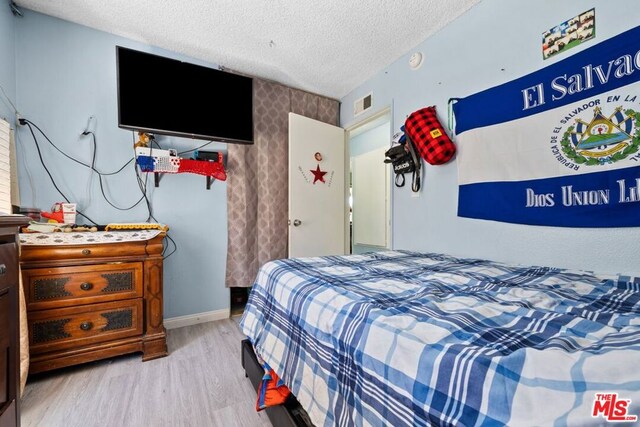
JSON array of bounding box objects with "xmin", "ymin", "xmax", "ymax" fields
[
  {"xmin": 61, "ymin": 225, "xmax": 98, "ymax": 232},
  {"xmin": 134, "ymin": 133, "xmax": 227, "ymax": 189},
  {"xmin": 22, "ymin": 222, "xmax": 99, "ymax": 233},
  {"xmin": 40, "ymin": 202, "xmax": 77, "ymax": 224}
]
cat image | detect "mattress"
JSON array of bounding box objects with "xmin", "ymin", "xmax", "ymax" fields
[{"xmin": 240, "ymin": 251, "xmax": 640, "ymax": 426}]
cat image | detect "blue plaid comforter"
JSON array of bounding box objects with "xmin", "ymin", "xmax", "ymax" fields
[{"xmin": 240, "ymin": 251, "xmax": 640, "ymax": 426}]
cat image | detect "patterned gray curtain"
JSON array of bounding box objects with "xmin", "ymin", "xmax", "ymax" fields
[{"xmin": 225, "ymin": 79, "xmax": 339, "ymax": 287}]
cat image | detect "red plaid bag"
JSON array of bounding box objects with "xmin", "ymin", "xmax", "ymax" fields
[{"xmin": 404, "ymin": 106, "xmax": 456, "ymax": 165}]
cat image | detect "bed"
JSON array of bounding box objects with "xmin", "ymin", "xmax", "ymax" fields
[{"xmin": 240, "ymin": 251, "xmax": 640, "ymax": 426}]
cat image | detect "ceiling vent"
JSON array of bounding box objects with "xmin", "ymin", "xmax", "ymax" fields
[{"xmin": 354, "ymin": 93, "xmax": 373, "ymax": 117}]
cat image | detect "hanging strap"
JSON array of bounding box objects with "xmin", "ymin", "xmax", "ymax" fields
[
  {"xmin": 395, "ymin": 173, "xmax": 405, "ymax": 187},
  {"xmin": 406, "ymin": 135, "xmax": 421, "ymax": 192},
  {"xmin": 412, "ymin": 169, "xmax": 420, "ymax": 192},
  {"xmin": 411, "ymin": 163, "xmax": 421, "ymax": 193}
]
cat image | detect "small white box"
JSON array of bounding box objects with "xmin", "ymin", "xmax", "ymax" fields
[
  {"xmin": 135, "ymin": 147, "xmax": 177, "ymax": 158},
  {"xmin": 61, "ymin": 203, "xmax": 77, "ymax": 224}
]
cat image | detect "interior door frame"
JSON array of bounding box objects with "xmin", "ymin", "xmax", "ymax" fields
[{"xmin": 344, "ymin": 107, "xmax": 393, "ymax": 254}]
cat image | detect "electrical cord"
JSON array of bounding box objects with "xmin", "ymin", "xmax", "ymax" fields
[
  {"xmin": 98, "ymin": 157, "xmax": 134, "ymax": 176},
  {"xmin": 128, "ymin": 133, "xmax": 177, "ymax": 259},
  {"xmin": 163, "ymin": 233, "xmax": 177, "ymax": 259},
  {"xmin": 132, "ymin": 133, "xmax": 154, "ymax": 221},
  {"xmin": 25, "ymin": 119, "xmax": 145, "ymax": 212},
  {"xmin": 24, "ymin": 122, "xmax": 99, "ymax": 225},
  {"xmin": 25, "ymin": 119, "xmax": 134, "ymax": 175},
  {"xmin": 87, "ymin": 132, "xmax": 146, "ymax": 211},
  {"xmin": 177, "ymin": 139, "xmax": 215, "ymax": 156},
  {"xmin": 25, "ymin": 123, "xmax": 69, "ymax": 202},
  {"xmin": 23, "ymin": 118, "xmax": 179, "ymax": 259}
]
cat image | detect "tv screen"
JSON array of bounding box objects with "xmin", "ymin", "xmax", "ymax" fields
[{"xmin": 117, "ymin": 47, "xmax": 253, "ymax": 144}]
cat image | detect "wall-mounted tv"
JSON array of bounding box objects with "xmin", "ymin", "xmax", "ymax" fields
[{"xmin": 117, "ymin": 47, "xmax": 253, "ymax": 144}]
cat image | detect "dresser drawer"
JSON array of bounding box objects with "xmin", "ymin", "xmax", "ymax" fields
[
  {"xmin": 28, "ymin": 299, "xmax": 143, "ymax": 353},
  {"xmin": 19, "ymin": 235, "xmax": 164, "ymax": 264},
  {"xmin": 23, "ymin": 262, "xmax": 143, "ymax": 310}
]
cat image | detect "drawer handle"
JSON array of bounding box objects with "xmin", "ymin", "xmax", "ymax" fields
[
  {"xmin": 0, "ymin": 264, "xmax": 5, "ymax": 275},
  {"xmin": 82, "ymin": 249, "xmax": 91, "ymax": 256},
  {"xmin": 80, "ymin": 282, "xmax": 93, "ymax": 291},
  {"xmin": 80, "ymin": 322, "xmax": 93, "ymax": 331}
]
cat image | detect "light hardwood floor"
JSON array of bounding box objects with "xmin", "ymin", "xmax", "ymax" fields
[{"xmin": 21, "ymin": 319, "xmax": 272, "ymax": 427}]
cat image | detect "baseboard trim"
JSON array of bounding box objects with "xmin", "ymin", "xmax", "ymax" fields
[{"xmin": 164, "ymin": 308, "xmax": 230, "ymax": 330}]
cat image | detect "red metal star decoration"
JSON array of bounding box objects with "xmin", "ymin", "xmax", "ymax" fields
[{"xmin": 310, "ymin": 164, "xmax": 327, "ymax": 184}]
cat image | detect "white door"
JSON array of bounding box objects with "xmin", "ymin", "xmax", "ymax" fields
[{"xmin": 289, "ymin": 113, "xmax": 345, "ymax": 258}]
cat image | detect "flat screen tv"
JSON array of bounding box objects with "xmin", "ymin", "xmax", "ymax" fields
[{"xmin": 117, "ymin": 46, "xmax": 253, "ymax": 144}]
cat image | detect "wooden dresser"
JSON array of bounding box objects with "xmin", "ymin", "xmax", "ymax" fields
[
  {"xmin": 19, "ymin": 233, "xmax": 168, "ymax": 374},
  {"xmin": 0, "ymin": 216, "xmax": 29, "ymax": 427}
]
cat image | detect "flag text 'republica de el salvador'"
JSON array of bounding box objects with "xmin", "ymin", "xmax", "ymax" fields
[{"xmin": 453, "ymin": 26, "xmax": 640, "ymax": 227}]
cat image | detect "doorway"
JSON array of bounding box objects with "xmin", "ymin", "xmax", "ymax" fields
[{"xmin": 347, "ymin": 110, "xmax": 392, "ymax": 254}]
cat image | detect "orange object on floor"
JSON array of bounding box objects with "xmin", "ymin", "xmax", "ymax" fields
[{"xmin": 256, "ymin": 367, "xmax": 291, "ymax": 411}]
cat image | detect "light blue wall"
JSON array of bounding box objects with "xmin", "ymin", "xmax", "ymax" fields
[
  {"xmin": 0, "ymin": 3, "xmax": 16, "ymax": 125},
  {"xmin": 349, "ymin": 122, "xmax": 390, "ymax": 157},
  {"xmin": 14, "ymin": 10, "xmax": 229, "ymax": 318},
  {"xmin": 341, "ymin": 0, "xmax": 640, "ymax": 274}
]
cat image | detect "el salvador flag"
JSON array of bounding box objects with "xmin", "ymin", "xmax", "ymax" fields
[{"xmin": 453, "ymin": 25, "xmax": 640, "ymax": 227}]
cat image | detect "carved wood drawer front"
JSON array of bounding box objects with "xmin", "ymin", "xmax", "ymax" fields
[
  {"xmin": 23, "ymin": 262, "xmax": 143, "ymax": 310},
  {"xmin": 28, "ymin": 299, "xmax": 143, "ymax": 353},
  {"xmin": 19, "ymin": 237, "xmax": 164, "ymax": 263}
]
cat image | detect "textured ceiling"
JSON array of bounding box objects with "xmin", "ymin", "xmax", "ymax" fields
[{"xmin": 15, "ymin": 0, "xmax": 481, "ymax": 99}]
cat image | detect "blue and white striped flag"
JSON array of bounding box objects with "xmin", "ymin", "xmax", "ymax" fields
[{"xmin": 453, "ymin": 26, "xmax": 640, "ymax": 227}]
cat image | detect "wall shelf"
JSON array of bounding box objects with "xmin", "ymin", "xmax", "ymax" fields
[{"xmin": 140, "ymin": 151, "xmax": 226, "ymax": 190}]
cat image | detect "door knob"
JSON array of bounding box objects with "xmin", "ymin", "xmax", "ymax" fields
[{"xmin": 293, "ymin": 219, "xmax": 302, "ymax": 227}]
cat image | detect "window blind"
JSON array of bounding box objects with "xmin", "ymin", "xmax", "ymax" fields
[{"xmin": 0, "ymin": 119, "xmax": 12, "ymax": 214}]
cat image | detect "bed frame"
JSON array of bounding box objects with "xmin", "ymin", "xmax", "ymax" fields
[{"xmin": 241, "ymin": 339, "xmax": 314, "ymax": 427}]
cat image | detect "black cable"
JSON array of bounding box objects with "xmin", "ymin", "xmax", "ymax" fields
[
  {"xmin": 137, "ymin": 169, "xmax": 153, "ymax": 221},
  {"xmin": 131, "ymin": 155, "xmax": 177, "ymax": 259},
  {"xmin": 99, "ymin": 158, "xmax": 135, "ymax": 176},
  {"xmin": 25, "ymin": 119, "xmax": 145, "ymax": 212},
  {"xmin": 98, "ymin": 174, "xmax": 146, "ymax": 210},
  {"xmin": 177, "ymin": 140, "xmax": 214, "ymax": 156},
  {"xmin": 25, "ymin": 119, "xmax": 134, "ymax": 176},
  {"xmin": 129, "ymin": 134, "xmax": 178, "ymax": 259},
  {"xmin": 89, "ymin": 130, "xmax": 97, "ymax": 171},
  {"xmin": 84, "ymin": 132, "xmax": 146, "ymax": 211},
  {"xmin": 25, "ymin": 123, "xmax": 69, "ymax": 203},
  {"xmin": 131, "ymin": 135, "xmax": 155, "ymax": 222},
  {"xmin": 24, "ymin": 122, "xmax": 98, "ymax": 225},
  {"xmin": 24, "ymin": 120, "xmax": 177, "ymax": 258},
  {"xmin": 163, "ymin": 233, "xmax": 177, "ymax": 259}
]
